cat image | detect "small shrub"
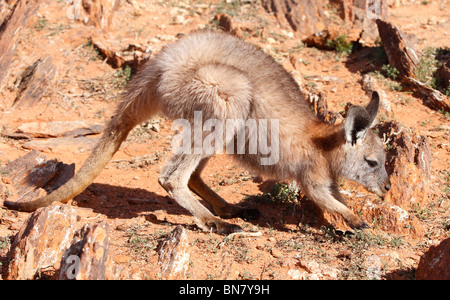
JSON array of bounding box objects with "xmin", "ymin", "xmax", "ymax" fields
[
  {"xmin": 326, "ymin": 34, "xmax": 353, "ymax": 56},
  {"xmin": 382, "ymin": 64, "xmax": 400, "ymax": 80},
  {"xmin": 416, "ymin": 47, "xmax": 440, "ymax": 87},
  {"xmin": 270, "ymin": 182, "xmax": 299, "ymax": 204},
  {"xmin": 245, "ymin": 182, "xmax": 299, "ymax": 205}
]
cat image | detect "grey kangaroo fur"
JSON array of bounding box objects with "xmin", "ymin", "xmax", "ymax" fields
[{"xmin": 4, "ymin": 31, "xmax": 391, "ymax": 234}]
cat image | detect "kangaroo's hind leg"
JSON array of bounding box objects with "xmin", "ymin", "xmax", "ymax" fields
[
  {"xmin": 158, "ymin": 153, "xmax": 243, "ymax": 235},
  {"xmin": 188, "ymin": 157, "xmax": 260, "ymax": 220}
]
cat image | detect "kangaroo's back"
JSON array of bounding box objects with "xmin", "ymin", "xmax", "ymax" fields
[{"xmin": 152, "ymin": 31, "xmax": 313, "ymax": 122}]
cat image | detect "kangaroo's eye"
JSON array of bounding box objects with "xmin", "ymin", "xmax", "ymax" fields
[{"xmin": 365, "ymin": 158, "xmax": 378, "ymax": 168}]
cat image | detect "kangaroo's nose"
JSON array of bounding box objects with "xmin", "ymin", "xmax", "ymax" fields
[{"xmin": 384, "ymin": 182, "xmax": 391, "ymax": 192}]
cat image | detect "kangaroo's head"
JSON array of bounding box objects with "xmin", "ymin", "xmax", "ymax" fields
[{"xmin": 340, "ymin": 92, "xmax": 391, "ymax": 197}]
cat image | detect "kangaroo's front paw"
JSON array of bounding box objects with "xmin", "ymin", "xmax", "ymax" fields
[
  {"xmin": 353, "ymin": 221, "xmax": 370, "ymax": 230},
  {"xmin": 349, "ymin": 219, "xmax": 370, "ymax": 230},
  {"xmin": 344, "ymin": 212, "xmax": 370, "ymax": 230}
]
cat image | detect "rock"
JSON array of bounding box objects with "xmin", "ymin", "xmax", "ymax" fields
[
  {"xmin": 351, "ymin": 120, "xmax": 431, "ymax": 237},
  {"xmin": 331, "ymin": 0, "xmax": 354, "ymax": 22},
  {"xmin": 1, "ymin": 132, "xmax": 34, "ymax": 140},
  {"xmin": 309, "ymin": 90, "xmax": 344, "ymax": 125},
  {"xmin": 349, "ymin": 121, "xmax": 430, "ymax": 237},
  {"xmin": 303, "ymin": 30, "xmax": 341, "ymax": 51},
  {"xmin": 59, "ymin": 221, "xmax": 111, "ymax": 280},
  {"xmin": 22, "ymin": 136, "xmax": 100, "ymax": 153},
  {"xmin": 157, "ymin": 225, "xmax": 191, "ymax": 279},
  {"xmin": 67, "ymin": 0, "xmax": 120, "ymax": 33},
  {"xmin": 353, "ymin": 0, "xmax": 389, "ymax": 20},
  {"xmin": 353, "ymin": 199, "xmax": 424, "ymax": 237},
  {"xmin": 2, "ymin": 150, "xmax": 75, "ymax": 205},
  {"xmin": 288, "ymin": 268, "xmax": 308, "ymax": 280},
  {"xmin": 331, "ymin": 0, "xmax": 389, "ymax": 24},
  {"xmin": 353, "ymin": 7, "xmax": 380, "ymax": 46},
  {"xmin": 416, "ymin": 237, "xmax": 450, "ymax": 280},
  {"xmin": 91, "ymin": 38, "xmax": 125, "ymax": 68},
  {"xmin": 0, "ymin": 0, "xmax": 39, "ymax": 87},
  {"xmin": 90, "ymin": 37, "xmax": 151, "ymax": 70},
  {"xmin": 377, "ymin": 121, "xmax": 431, "ymax": 209},
  {"xmin": 262, "ymin": 0, "xmax": 327, "ymax": 38},
  {"xmin": 406, "ymin": 77, "xmax": 450, "ymax": 113},
  {"xmin": 3, "ymin": 204, "xmax": 78, "ymax": 280},
  {"xmin": 376, "ymin": 19, "xmax": 419, "ymax": 80},
  {"xmin": 16, "ymin": 121, "xmax": 104, "ymax": 138},
  {"xmin": 296, "ymin": 258, "xmax": 339, "ymax": 279},
  {"xmin": 11, "ymin": 56, "xmax": 57, "ymax": 109},
  {"xmin": 375, "ymin": 19, "xmax": 449, "ymax": 112}
]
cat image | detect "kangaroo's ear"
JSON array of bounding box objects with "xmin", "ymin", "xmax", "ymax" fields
[
  {"xmin": 365, "ymin": 91, "xmax": 380, "ymax": 128},
  {"xmin": 344, "ymin": 105, "xmax": 371, "ymax": 146}
]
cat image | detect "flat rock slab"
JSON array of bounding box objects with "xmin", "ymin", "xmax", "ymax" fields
[
  {"xmin": 17, "ymin": 121, "xmax": 104, "ymax": 138},
  {"xmin": 23, "ymin": 136, "xmax": 100, "ymax": 153}
]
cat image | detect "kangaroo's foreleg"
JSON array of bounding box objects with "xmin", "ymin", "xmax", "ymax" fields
[
  {"xmin": 158, "ymin": 154, "xmax": 243, "ymax": 235},
  {"xmin": 188, "ymin": 157, "xmax": 260, "ymax": 220},
  {"xmin": 330, "ymin": 182, "xmax": 348, "ymax": 207},
  {"xmin": 301, "ymin": 179, "xmax": 369, "ymax": 229}
]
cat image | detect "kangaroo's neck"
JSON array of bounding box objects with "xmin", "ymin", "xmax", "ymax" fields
[
  {"xmin": 309, "ymin": 120, "xmax": 346, "ymax": 151},
  {"xmin": 306, "ymin": 120, "xmax": 347, "ymax": 177}
]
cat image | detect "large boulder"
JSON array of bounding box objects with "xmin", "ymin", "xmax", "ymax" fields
[
  {"xmin": 378, "ymin": 121, "xmax": 431, "ymax": 209},
  {"xmin": 262, "ymin": 0, "xmax": 328, "ymax": 38},
  {"xmin": 416, "ymin": 237, "xmax": 450, "ymax": 280},
  {"xmin": 3, "ymin": 204, "xmax": 78, "ymax": 280}
]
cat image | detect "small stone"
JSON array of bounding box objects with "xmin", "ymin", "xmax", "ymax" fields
[{"xmin": 157, "ymin": 225, "xmax": 191, "ymax": 279}]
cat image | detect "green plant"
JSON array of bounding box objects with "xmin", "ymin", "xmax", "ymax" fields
[
  {"xmin": 414, "ymin": 47, "xmax": 450, "ymax": 96},
  {"xmin": 389, "ymin": 236, "xmax": 404, "ymax": 248},
  {"xmin": 368, "ymin": 70, "xmax": 402, "ymax": 91},
  {"xmin": 0, "ymin": 236, "xmax": 10, "ymax": 250},
  {"xmin": 416, "ymin": 47, "xmax": 440, "ymax": 87},
  {"xmin": 215, "ymin": 0, "xmax": 243, "ymax": 17},
  {"xmin": 125, "ymin": 225, "xmax": 168, "ymax": 260},
  {"xmin": 270, "ymin": 182, "xmax": 299, "ymax": 204},
  {"xmin": 382, "ymin": 64, "xmax": 400, "ymax": 80},
  {"xmin": 244, "ymin": 181, "xmax": 299, "ymax": 205},
  {"xmin": 326, "ymin": 34, "xmax": 353, "ymax": 56},
  {"xmin": 348, "ymin": 230, "xmax": 386, "ymax": 250},
  {"xmin": 35, "ymin": 17, "xmax": 48, "ymax": 31},
  {"xmin": 114, "ymin": 65, "xmax": 133, "ymax": 87}
]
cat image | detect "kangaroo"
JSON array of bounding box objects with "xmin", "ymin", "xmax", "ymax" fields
[{"xmin": 4, "ymin": 30, "xmax": 391, "ymax": 234}]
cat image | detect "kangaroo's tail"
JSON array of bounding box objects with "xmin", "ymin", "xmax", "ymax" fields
[{"xmin": 4, "ymin": 66, "xmax": 159, "ymax": 212}]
